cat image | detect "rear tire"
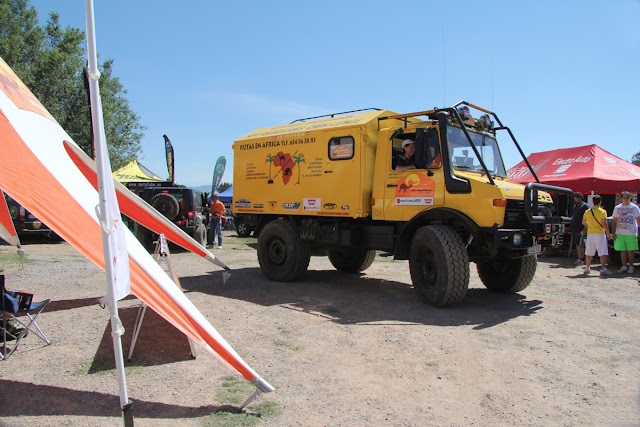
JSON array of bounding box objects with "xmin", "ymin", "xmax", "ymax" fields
[
  {"xmin": 409, "ymin": 225, "xmax": 469, "ymax": 307},
  {"xmin": 328, "ymin": 248, "xmax": 376, "ymax": 273},
  {"xmin": 258, "ymin": 220, "xmax": 310, "ymax": 281},
  {"xmin": 476, "ymin": 255, "xmax": 537, "ymax": 293},
  {"xmin": 151, "ymin": 193, "xmax": 180, "ymax": 221},
  {"xmin": 236, "ymin": 221, "xmax": 251, "ymax": 237}
]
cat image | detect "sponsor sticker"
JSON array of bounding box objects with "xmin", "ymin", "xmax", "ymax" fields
[
  {"xmin": 395, "ymin": 197, "xmax": 434, "ymax": 206},
  {"xmin": 323, "ymin": 203, "xmax": 337, "ymax": 210},
  {"xmin": 341, "ymin": 204, "xmax": 350, "ymax": 211},
  {"xmin": 268, "ymin": 201, "xmax": 277, "ymax": 210},
  {"xmin": 282, "ymin": 202, "xmax": 301, "ymax": 210},
  {"xmin": 253, "ymin": 204, "xmax": 264, "ymax": 209},
  {"xmin": 303, "ymin": 198, "xmax": 321, "ymax": 211},
  {"xmin": 395, "ymin": 173, "xmax": 435, "ymax": 198},
  {"xmin": 553, "ymin": 164, "xmax": 572, "ymax": 174},
  {"xmin": 235, "ymin": 199, "xmax": 251, "ymax": 208}
]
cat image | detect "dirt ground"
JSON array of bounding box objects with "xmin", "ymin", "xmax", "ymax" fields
[{"xmin": 1, "ymin": 231, "xmax": 639, "ymax": 426}]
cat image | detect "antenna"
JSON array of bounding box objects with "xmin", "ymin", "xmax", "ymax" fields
[{"xmin": 441, "ymin": 24, "xmax": 446, "ymax": 107}]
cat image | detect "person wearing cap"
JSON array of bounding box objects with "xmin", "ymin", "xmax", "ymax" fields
[
  {"xmin": 612, "ymin": 191, "xmax": 640, "ymax": 274},
  {"xmin": 393, "ymin": 139, "xmax": 416, "ymax": 172},
  {"xmin": 581, "ymin": 194, "xmax": 612, "ymax": 276},
  {"xmin": 571, "ymin": 192, "xmax": 589, "ymax": 266},
  {"xmin": 208, "ymin": 192, "xmax": 225, "ymax": 248}
]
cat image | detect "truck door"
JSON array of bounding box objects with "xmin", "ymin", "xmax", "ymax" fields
[{"xmin": 383, "ymin": 128, "xmax": 445, "ymax": 221}]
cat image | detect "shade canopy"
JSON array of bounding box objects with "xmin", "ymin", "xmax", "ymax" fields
[
  {"xmin": 217, "ymin": 185, "xmax": 233, "ymax": 202},
  {"xmin": 113, "ymin": 159, "xmax": 163, "ymax": 183},
  {"xmin": 507, "ymin": 144, "xmax": 640, "ymax": 195}
]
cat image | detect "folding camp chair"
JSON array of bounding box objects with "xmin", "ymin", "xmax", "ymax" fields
[{"xmin": 1, "ymin": 274, "xmax": 51, "ymax": 360}]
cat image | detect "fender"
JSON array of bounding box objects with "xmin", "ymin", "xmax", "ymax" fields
[{"xmin": 394, "ymin": 207, "xmax": 480, "ymax": 260}]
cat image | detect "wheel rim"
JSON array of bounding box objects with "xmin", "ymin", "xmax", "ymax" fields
[
  {"xmin": 416, "ymin": 247, "xmax": 437, "ymax": 290},
  {"xmin": 267, "ymin": 238, "xmax": 287, "ymax": 265},
  {"xmin": 238, "ymin": 223, "xmax": 247, "ymax": 234}
]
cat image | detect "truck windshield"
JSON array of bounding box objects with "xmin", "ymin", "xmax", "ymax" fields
[{"xmin": 447, "ymin": 126, "xmax": 507, "ymax": 178}]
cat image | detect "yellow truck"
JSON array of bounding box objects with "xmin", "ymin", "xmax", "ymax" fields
[{"xmin": 232, "ymin": 101, "xmax": 572, "ymax": 307}]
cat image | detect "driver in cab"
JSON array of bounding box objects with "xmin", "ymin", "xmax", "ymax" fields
[{"xmin": 393, "ymin": 139, "xmax": 416, "ymax": 172}]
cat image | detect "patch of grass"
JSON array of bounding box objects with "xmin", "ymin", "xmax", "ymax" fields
[
  {"xmin": 277, "ymin": 327, "xmax": 291, "ymax": 336},
  {"xmin": 72, "ymin": 361, "xmax": 91, "ymax": 375},
  {"xmin": 201, "ymin": 411, "xmax": 261, "ymax": 427},
  {"xmin": 274, "ymin": 327, "xmax": 303, "ymax": 351},
  {"xmin": 225, "ymin": 234, "xmax": 258, "ymax": 249},
  {"xmin": 0, "ymin": 251, "xmax": 32, "ymax": 269},
  {"xmin": 592, "ymin": 353, "xmax": 640, "ymax": 369},
  {"xmin": 273, "ymin": 340, "xmax": 304, "ymax": 351},
  {"xmin": 250, "ymin": 401, "xmax": 282, "ymax": 417},
  {"xmin": 204, "ymin": 376, "xmax": 282, "ymax": 426},
  {"xmin": 425, "ymin": 361, "xmax": 440, "ymax": 368},
  {"xmin": 216, "ymin": 376, "xmax": 255, "ymax": 405}
]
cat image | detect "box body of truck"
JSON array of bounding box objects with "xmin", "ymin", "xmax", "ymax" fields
[{"xmin": 233, "ymin": 109, "xmax": 388, "ymax": 220}]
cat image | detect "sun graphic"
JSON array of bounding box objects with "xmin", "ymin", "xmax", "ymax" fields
[{"xmin": 405, "ymin": 174, "xmax": 421, "ymax": 187}]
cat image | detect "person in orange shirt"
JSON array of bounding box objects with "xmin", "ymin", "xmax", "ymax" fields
[{"xmin": 208, "ymin": 192, "xmax": 225, "ymax": 248}]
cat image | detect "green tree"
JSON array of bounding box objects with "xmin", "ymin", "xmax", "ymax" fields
[
  {"xmin": 0, "ymin": 0, "xmax": 145, "ymax": 169},
  {"xmin": 632, "ymin": 151, "xmax": 640, "ymax": 166},
  {"xmin": 265, "ymin": 154, "xmax": 276, "ymax": 181},
  {"xmin": 292, "ymin": 153, "xmax": 305, "ymax": 184},
  {"xmin": 218, "ymin": 182, "xmax": 231, "ymax": 193}
]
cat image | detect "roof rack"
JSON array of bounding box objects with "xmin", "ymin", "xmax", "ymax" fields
[{"xmin": 291, "ymin": 108, "xmax": 381, "ymax": 123}]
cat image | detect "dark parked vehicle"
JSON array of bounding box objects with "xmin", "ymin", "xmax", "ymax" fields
[
  {"xmin": 137, "ymin": 187, "xmax": 207, "ymax": 248},
  {"xmin": 4, "ymin": 194, "xmax": 56, "ymax": 238}
]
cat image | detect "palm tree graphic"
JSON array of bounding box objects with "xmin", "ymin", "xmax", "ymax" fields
[
  {"xmin": 265, "ymin": 154, "xmax": 276, "ymax": 184},
  {"xmin": 292, "ymin": 153, "xmax": 306, "ymax": 184}
]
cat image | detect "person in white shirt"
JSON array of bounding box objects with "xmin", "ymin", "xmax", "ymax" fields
[{"xmin": 612, "ymin": 191, "xmax": 640, "ymax": 274}]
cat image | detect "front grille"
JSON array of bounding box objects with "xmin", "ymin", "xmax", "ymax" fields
[{"xmin": 504, "ymin": 199, "xmax": 527, "ymax": 228}]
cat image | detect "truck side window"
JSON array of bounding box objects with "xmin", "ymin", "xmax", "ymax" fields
[
  {"xmin": 328, "ymin": 136, "xmax": 354, "ymax": 160},
  {"xmin": 391, "ymin": 141, "xmax": 407, "ymax": 170},
  {"xmin": 427, "ymin": 130, "xmax": 441, "ymax": 168}
]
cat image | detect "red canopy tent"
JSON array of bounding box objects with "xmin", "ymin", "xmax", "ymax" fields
[{"xmin": 507, "ymin": 144, "xmax": 640, "ymax": 195}]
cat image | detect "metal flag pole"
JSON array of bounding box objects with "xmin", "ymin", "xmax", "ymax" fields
[{"xmin": 84, "ymin": 1, "xmax": 133, "ymax": 425}]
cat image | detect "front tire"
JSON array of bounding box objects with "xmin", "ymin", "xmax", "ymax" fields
[
  {"xmin": 328, "ymin": 248, "xmax": 376, "ymax": 273},
  {"xmin": 476, "ymin": 255, "xmax": 537, "ymax": 293},
  {"xmin": 409, "ymin": 225, "xmax": 469, "ymax": 307},
  {"xmin": 193, "ymin": 224, "xmax": 206, "ymax": 246},
  {"xmin": 257, "ymin": 220, "xmax": 310, "ymax": 281}
]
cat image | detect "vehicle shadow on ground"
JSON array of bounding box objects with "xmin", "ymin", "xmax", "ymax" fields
[
  {"xmin": 88, "ymin": 305, "xmax": 194, "ymax": 373},
  {"xmin": 538, "ymin": 255, "xmax": 585, "ymax": 270},
  {"xmin": 180, "ymin": 268, "xmax": 543, "ymax": 330},
  {"xmin": 0, "ymin": 379, "xmax": 248, "ymax": 419}
]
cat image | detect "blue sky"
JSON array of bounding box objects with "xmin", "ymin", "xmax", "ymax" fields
[{"xmin": 30, "ymin": 0, "xmax": 640, "ymax": 188}]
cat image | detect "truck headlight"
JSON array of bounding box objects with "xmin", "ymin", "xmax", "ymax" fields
[{"xmin": 513, "ymin": 232, "xmax": 523, "ymax": 246}]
